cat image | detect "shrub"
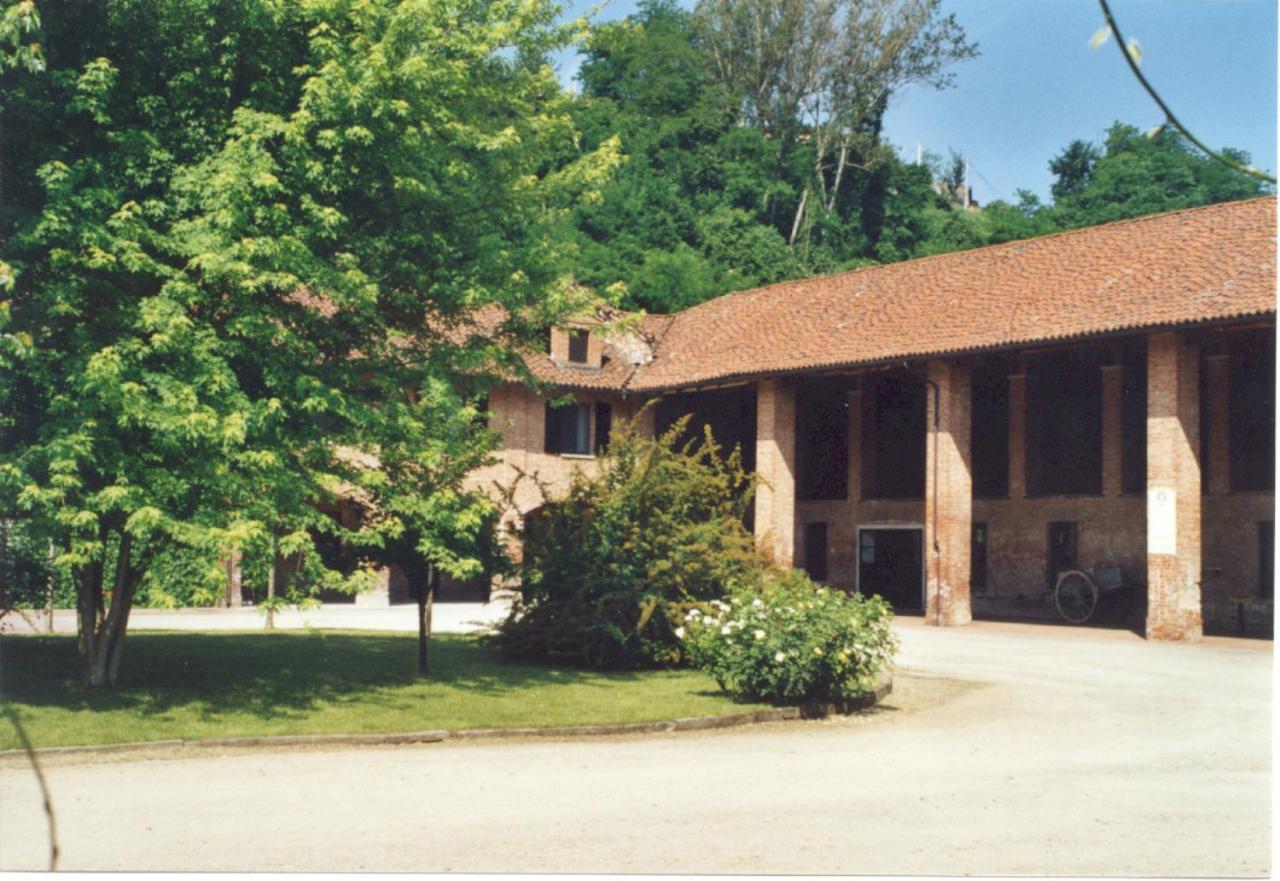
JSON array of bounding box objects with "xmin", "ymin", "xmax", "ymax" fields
[
  {"xmin": 494, "ymin": 412, "xmax": 771, "ymax": 668},
  {"xmin": 681, "ymin": 570, "xmax": 899, "ymax": 705}
]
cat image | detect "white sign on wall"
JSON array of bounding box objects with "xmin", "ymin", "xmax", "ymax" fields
[{"xmin": 1148, "ymin": 486, "xmax": 1177, "ymax": 555}]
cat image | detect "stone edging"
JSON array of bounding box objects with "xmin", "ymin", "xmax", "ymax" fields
[{"xmin": 1, "ymin": 679, "xmax": 891, "ymax": 761}]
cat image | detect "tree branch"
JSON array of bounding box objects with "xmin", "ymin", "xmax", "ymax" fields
[
  {"xmin": 1097, "ymin": 0, "xmax": 1276, "ymax": 185},
  {"xmin": 1, "ymin": 703, "xmax": 58, "ymax": 869}
]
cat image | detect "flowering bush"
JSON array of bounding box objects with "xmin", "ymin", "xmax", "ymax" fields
[{"xmin": 681, "ymin": 571, "xmax": 898, "ymax": 704}]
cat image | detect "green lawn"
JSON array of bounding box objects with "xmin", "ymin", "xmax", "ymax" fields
[{"xmin": 0, "ymin": 630, "xmax": 767, "ymax": 750}]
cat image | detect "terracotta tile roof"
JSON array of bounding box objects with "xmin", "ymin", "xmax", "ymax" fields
[{"xmin": 624, "ymin": 196, "xmax": 1277, "ymax": 392}]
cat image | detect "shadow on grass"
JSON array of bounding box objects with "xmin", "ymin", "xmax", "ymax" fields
[{"xmin": 0, "ymin": 631, "xmax": 665, "ymax": 722}]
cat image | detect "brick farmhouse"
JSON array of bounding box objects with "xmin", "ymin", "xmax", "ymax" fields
[{"xmin": 269, "ymin": 197, "xmax": 1280, "ymax": 640}]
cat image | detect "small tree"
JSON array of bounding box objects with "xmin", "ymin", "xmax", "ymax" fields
[
  {"xmin": 352, "ymin": 377, "xmax": 511, "ymax": 676},
  {"xmin": 496, "ymin": 413, "xmax": 771, "ymax": 668}
]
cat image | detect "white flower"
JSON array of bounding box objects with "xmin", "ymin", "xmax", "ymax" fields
[
  {"xmin": 721, "ymin": 625, "xmax": 732, "ymax": 635},
  {"xmin": 754, "ymin": 629, "xmax": 765, "ymax": 640},
  {"xmin": 813, "ymin": 647, "xmax": 823, "ymax": 656},
  {"xmin": 752, "ymin": 598, "xmax": 764, "ymax": 608},
  {"xmin": 774, "ymin": 651, "xmax": 787, "ymax": 662},
  {"xmin": 675, "ymin": 627, "xmax": 685, "ymax": 639}
]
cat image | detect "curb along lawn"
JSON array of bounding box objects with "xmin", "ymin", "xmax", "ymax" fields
[{"xmin": 0, "ymin": 630, "xmax": 770, "ymax": 751}]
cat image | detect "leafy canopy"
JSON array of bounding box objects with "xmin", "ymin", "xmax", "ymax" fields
[{"xmin": 0, "ymin": 0, "xmax": 616, "ymax": 685}]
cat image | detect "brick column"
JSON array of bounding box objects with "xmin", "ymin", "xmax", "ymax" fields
[
  {"xmin": 1101, "ymin": 363, "xmax": 1124, "ymax": 497},
  {"xmin": 846, "ymin": 388, "xmax": 862, "ymax": 503},
  {"xmin": 925, "ymin": 360, "xmax": 973, "ymax": 626},
  {"xmin": 1007, "ymin": 371, "xmax": 1027, "ymax": 499},
  {"xmin": 1146, "ymin": 332, "xmax": 1202, "ymax": 641},
  {"xmin": 355, "ymin": 567, "xmax": 393, "ymax": 607},
  {"xmin": 1204, "ymin": 354, "xmax": 1231, "ymax": 496},
  {"xmin": 754, "ymin": 378, "xmax": 796, "ymax": 567}
]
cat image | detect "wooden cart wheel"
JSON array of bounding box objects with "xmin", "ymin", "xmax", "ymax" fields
[{"xmin": 1054, "ymin": 570, "xmax": 1098, "ymax": 624}]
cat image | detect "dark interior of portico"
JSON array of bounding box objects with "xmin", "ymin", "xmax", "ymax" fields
[{"xmin": 784, "ymin": 330, "xmax": 1275, "ymax": 633}]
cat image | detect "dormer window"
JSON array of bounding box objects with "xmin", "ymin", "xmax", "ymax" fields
[
  {"xmin": 568, "ymin": 329, "xmax": 589, "ymax": 364},
  {"xmin": 549, "ymin": 325, "xmax": 603, "ymax": 369}
]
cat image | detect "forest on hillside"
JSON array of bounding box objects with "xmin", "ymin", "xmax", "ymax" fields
[{"xmin": 566, "ymin": 0, "xmax": 1271, "ymax": 314}]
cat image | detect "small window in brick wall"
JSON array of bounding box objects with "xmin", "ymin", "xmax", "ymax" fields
[
  {"xmin": 568, "ymin": 329, "xmax": 590, "ymax": 364},
  {"xmin": 545, "ymin": 402, "xmax": 591, "ymax": 455},
  {"xmin": 970, "ymin": 522, "xmax": 989, "ymax": 593},
  {"xmin": 594, "ymin": 402, "xmax": 612, "ymax": 455}
]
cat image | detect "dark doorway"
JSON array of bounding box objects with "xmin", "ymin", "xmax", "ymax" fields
[
  {"xmin": 858, "ymin": 527, "xmax": 923, "ymax": 612},
  {"xmin": 1047, "ymin": 521, "xmax": 1079, "ymax": 587},
  {"xmin": 803, "ymin": 522, "xmax": 829, "ymax": 583}
]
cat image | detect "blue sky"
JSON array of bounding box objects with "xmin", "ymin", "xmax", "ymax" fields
[{"xmin": 551, "ymin": 0, "xmax": 1278, "ymax": 203}]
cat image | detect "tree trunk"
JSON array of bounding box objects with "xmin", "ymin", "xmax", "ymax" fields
[
  {"xmin": 265, "ymin": 536, "xmax": 276, "ymax": 630},
  {"xmin": 827, "ymin": 140, "xmax": 849, "ymax": 212},
  {"xmin": 75, "ymin": 542, "xmax": 104, "ymax": 661},
  {"xmin": 83, "ymin": 531, "xmax": 138, "ymax": 689},
  {"xmin": 45, "ymin": 541, "xmax": 55, "ymax": 633},
  {"xmin": 788, "ymin": 186, "xmax": 809, "ymax": 246},
  {"xmin": 417, "ymin": 564, "xmax": 436, "ymax": 676}
]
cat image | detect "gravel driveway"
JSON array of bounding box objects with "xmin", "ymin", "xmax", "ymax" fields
[{"xmin": 1, "ymin": 618, "xmax": 1270, "ymax": 875}]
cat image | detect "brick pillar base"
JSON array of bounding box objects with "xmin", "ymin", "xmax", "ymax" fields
[
  {"xmin": 925, "ymin": 361, "xmax": 973, "ymax": 627},
  {"xmin": 754, "ymin": 378, "xmax": 796, "ymax": 568},
  {"xmin": 1145, "ymin": 332, "xmax": 1202, "ymax": 642}
]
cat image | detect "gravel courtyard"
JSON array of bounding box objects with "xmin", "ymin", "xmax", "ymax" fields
[{"xmin": 0, "ymin": 618, "xmax": 1270, "ymax": 875}]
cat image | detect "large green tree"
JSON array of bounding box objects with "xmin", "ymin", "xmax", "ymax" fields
[
  {"xmin": 569, "ymin": 0, "xmax": 969, "ymax": 313},
  {"xmin": 0, "ymin": 0, "xmax": 615, "ymax": 687},
  {"xmin": 1048, "ymin": 122, "xmax": 1268, "ymax": 227}
]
